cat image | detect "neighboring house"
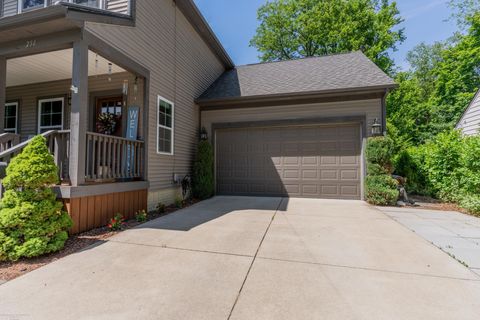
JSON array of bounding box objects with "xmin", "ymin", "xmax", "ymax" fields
[
  {"xmin": 456, "ymin": 89, "xmax": 480, "ymax": 136},
  {"xmin": 0, "ymin": 0, "xmax": 396, "ymax": 234}
]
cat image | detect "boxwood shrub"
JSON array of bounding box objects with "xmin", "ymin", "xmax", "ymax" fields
[{"xmin": 192, "ymin": 140, "xmax": 214, "ymax": 200}]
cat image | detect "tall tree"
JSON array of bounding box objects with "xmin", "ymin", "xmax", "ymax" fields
[{"xmin": 250, "ymin": 0, "xmax": 405, "ymax": 73}]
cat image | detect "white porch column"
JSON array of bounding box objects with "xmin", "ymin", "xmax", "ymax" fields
[
  {"xmin": 69, "ymin": 41, "xmax": 88, "ymax": 186},
  {"xmin": 0, "ymin": 56, "xmax": 6, "ymax": 133}
]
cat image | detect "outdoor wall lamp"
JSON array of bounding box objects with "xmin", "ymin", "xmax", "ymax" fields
[
  {"xmin": 371, "ymin": 118, "xmax": 382, "ymax": 136},
  {"xmin": 200, "ymin": 127, "xmax": 208, "ymax": 141}
]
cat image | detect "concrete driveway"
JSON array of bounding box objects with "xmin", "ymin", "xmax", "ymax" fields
[{"xmin": 1, "ymin": 197, "xmax": 480, "ymax": 320}]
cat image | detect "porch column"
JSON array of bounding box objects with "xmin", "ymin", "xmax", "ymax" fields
[
  {"xmin": 0, "ymin": 56, "xmax": 6, "ymax": 133},
  {"xmin": 69, "ymin": 41, "xmax": 88, "ymax": 186}
]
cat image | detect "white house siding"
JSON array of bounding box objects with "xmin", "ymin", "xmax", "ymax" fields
[
  {"xmin": 457, "ymin": 90, "xmax": 480, "ymax": 136},
  {"xmin": 85, "ymin": 0, "xmax": 226, "ymax": 198}
]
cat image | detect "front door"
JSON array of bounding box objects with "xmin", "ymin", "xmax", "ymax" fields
[{"xmin": 95, "ymin": 96, "xmax": 124, "ymax": 137}]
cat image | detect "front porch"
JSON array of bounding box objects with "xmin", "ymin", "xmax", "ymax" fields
[{"xmin": 0, "ymin": 48, "xmax": 147, "ymax": 186}]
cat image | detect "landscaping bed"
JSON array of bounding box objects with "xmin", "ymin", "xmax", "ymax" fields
[{"xmin": 0, "ymin": 199, "xmax": 199, "ymax": 283}]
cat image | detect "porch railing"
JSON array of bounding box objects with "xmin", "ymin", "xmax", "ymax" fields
[
  {"xmin": 0, "ymin": 133, "xmax": 20, "ymax": 152},
  {"xmin": 0, "ymin": 130, "xmax": 70, "ymax": 182},
  {"xmin": 85, "ymin": 131, "xmax": 144, "ymax": 183}
]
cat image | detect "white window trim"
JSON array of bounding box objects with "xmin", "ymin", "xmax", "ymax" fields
[
  {"xmin": 18, "ymin": 0, "xmax": 48, "ymax": 14},
  {"xmin": 38, "ymin": 97, "xmax": 64, "ymax": 134},
  {"xmin": 4, "ymin": 102, "xmax": 18, "ymax": 134},
  {"xmin": 156, "ymin": 95, "xmax": 174, "ymax": 156}
]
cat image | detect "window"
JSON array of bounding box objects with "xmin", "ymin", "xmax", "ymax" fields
[
  {"xmin": 4, "ymin": 102, "xmax": 18, "ymax": 134},
  {"xmin": 157, "ymin": 96, "xmax": 174, "ymax": 155},
  {"xmin": 20, "ymin": 0, "xmax": 47, "ymax": 12},
  {"xmin": 38, "ymin": 97, "xmax": 64, "ymax": 133},
  {"xmin": 71, "ymin": 0, "xmax": 102, "ymax": 9}
]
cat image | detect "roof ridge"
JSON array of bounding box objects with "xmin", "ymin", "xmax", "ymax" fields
[{"xmin": 237, "ymin": 51, "xmax": 362, "ymax": 68}]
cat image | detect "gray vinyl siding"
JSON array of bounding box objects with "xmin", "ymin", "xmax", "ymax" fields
[
  {"xmin": 457, "ymin": 91, "xmax": 480, "ymax": 136},
  {"xmin": 2, "ymin": 0, "xmax": 17, "ymax": 17},
  {"xmin": 106, "ymin": 0, "xmax": 129, "ymax": 14},
  {"xmin": 201, "ymin": 99, "xmax": 383, "ymax": 139},
  {"xmin": 85, "ymin": 0, "xmax": 226, "ymax": 190},
  {"xmin": 5, "ymin": 72, "xmax": 142, "ymax": 140}
]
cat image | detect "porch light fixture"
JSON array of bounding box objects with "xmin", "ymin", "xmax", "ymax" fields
[
  {"xmin": 200, "ymin": 127, "xmax": 208, "ymax": 141},
  {"xmin": 70, "ymin": 85, "xmax": 79, "ymax": 94},
  {"xmin": 371, "ymin": 118, "xmax": 382, "ymax": 136}
]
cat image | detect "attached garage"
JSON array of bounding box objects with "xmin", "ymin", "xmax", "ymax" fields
[
  {"xmin": 215, "ymin": 123, "xmax": 362, "ymax": 199},
  {"xmin": 196, "ymin": 52, "xmax": 397, "ymax": 200}
]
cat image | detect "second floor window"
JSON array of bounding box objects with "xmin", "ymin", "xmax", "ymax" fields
[{"xmin": 22, "ymin": 0, "xmax": 46, "ymax": 11}]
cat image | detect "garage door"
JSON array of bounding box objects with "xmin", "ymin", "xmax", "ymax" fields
[{"xmin": 216, "ymin": 123, "xmax": 362, "ymax": 199}]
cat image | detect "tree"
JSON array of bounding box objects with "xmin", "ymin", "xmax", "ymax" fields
[
  {"xmin": 0, "ymin": 136, "xmax": 72, "ymax": 261},
  {"xmin": 250, "ymin": 0, "xmax": 405, "ymax": 73}
]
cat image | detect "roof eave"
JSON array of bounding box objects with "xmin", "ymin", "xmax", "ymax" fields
[{"xmin": 196, "ymin": 84, "xmax": 398, "ymax": 107}]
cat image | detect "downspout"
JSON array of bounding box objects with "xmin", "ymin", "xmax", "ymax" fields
[{"xmin": 381, "ymin": 89, "xmax": 388, "ymax": 136}]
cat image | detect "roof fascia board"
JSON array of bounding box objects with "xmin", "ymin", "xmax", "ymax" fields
[{"xmin": 196, "ymin": 84, "xmax": 398, "ymax": 107}]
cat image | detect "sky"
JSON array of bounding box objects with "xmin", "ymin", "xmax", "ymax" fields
[{"xmin": 194, "ymin": 0, "xmax": 458, "ymax": 70}]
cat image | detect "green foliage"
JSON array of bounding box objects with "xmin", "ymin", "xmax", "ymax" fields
[
  {"xmin": 394, "ymin": 146, "xmax": 432, "ymax": 196},
  {"xmin": 192, "ymin": 140, "xmax": 214, "ymax": 200},
  {"xmin": 365, "ymin": 175, "xmax": 399, "ymax": 206},
  {"xmin": 107, "ymin": 213, "xmax": 126, "ymax": 231},
  {"xmin": 156, "ymin": 202, "xmax": 166, "ymax": 214},
  {"xmin": 365, "ymin": 136, "xmax": 395, "ymax": 173},
  {"xmin": 459, "ymin": 194, "xmax": 480, "ymax": 216},
  {"xmin": 0, "ymin": 136, "xmax": 72, "ymax": 261},
  {"xmin": 174, "ymin": 196, "xmax": 183, "ymax": 209},
  {"xmin": 135, "ymin": 210, "xmax": 148, "ymax": 223},
  {"xmin": 250, "ymin": 0, "xmax": 405, "ymax": 73},
  {"xmin": 364, "ymin": 137, "xmax": 399, "ymax": 206},
  {"xmin": 387, "ymin": 12, "xmax": 480, "ymax": 146}
]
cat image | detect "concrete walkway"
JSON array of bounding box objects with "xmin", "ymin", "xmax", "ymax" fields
[
  {"xmin": 378, "ymin": 206, "xmax": 480, "ymax": 276},
  {"xmin": 1, "ymin": 197, "xmax": 480, "ymax": 320}
]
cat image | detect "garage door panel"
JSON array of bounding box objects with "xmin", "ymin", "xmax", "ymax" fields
[{"xmin": 216, "ymin": 123, "xmax": 361, "ymax": 199}]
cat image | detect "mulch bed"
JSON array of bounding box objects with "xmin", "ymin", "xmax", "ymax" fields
[
  {"xmin": 0, "ymin": 199, "xmax": 200, "ymax": 283},
  {"xmin": 407, "ymin": 195, "xmax": 473, "ymax": 215}
]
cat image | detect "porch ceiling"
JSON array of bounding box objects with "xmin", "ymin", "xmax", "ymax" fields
[{"xmin": 7, "ymin": 49, "xmax": 125, "ymax": 87}]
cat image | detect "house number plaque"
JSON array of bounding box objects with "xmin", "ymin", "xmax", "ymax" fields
[{"xmin": 25, "ymin": 40, "xmax": 37, "ymax": 48}]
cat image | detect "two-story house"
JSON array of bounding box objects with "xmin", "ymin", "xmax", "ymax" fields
[{"xmin": 0, "ymin": 0, "xmax": 396, "ymax": 234}]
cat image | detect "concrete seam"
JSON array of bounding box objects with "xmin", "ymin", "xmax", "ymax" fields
[{"xmin": 226, "ymin": 198, "xmax": 283, "ymax": 320}]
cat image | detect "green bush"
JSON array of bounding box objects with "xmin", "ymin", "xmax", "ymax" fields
[
  {"xmin": 365, "ymin": 136, "xmax": 395, "ymax": 173},
  {"xmin": 365, "ymin": 175, "xmax": 399, "ymax": 206},
  {"xmin": 192, "ymin": 140, "xmax": 214, "ymax": 200},
  {"xmin": 394, "ymin": 146, "xmax": 432, "ymax": 196},
  {"xmin": 0, "ymin": 136, "xmax": 72, "ymax": 261},
  {"xmin": 459, "ymin": 194, "xmax": 480, "ymax": 216},
  {"xmin": 364, "ymin": 137, "xmax": 399, "ymax": 206}
]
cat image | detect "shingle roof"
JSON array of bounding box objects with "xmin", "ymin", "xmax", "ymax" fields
[{"xmin": 197, "ymin": 51, "xmax": 396, "ymax": 103}]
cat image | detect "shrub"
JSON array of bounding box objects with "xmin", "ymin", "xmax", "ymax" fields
[
  {"xmin": 0, "ymin": 136, "xmax": 72, "ymax": 262},
  {"xmin": 174, "ymin": 196, "xmax": 183, "ymax": 209},
  {"xmin": 365, "ymin": 136, "xmax": 395, "ymax": 173},
  {"xmin": 365, "ymin": 175, "xmax": 399, "ymax": 206},
  {"xmin": 107, "ymin": 213, "xmax": 126, "ymax": 231},
  {"xmin": 192, "ymin": 140, "xmax": 214, "ymax": 200},
  {"xmin": 364, "ymin": 136, "xmax": 399, "ymax": 206},
  {"xmin": 459, "ymin": 194, "xmax": 480, "ymax": 216},
  {"xmin": 156, "ymin": 202, "xmax": 166, "ymax": 214},
  {"xmin": 394, "ymin": 146, "xmax": 432, "ymax": 196},
  {"xmin": 135, "ymin": 210, "xmax": 148, "ymax": 223}
]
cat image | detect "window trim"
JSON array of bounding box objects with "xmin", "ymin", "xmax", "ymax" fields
[
  {"xmin": 37, "ymin": 97, "xmax": 64, "ymax": 134},
  {"xmin": 156, "ymin": 95, "xmax": 174, "ymax": 156},
  {"xmin": 18, "ymin": 0, "xmax": 48, "ymax": 14},
  {"xmin": 4, "ymin": 101, "xmax": 19, "ymax": 134}
]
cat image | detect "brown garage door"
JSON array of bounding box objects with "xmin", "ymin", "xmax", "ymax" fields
[{"xmin": 216, "ymin": 123, "xmax": 361, "ymax": 199}]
